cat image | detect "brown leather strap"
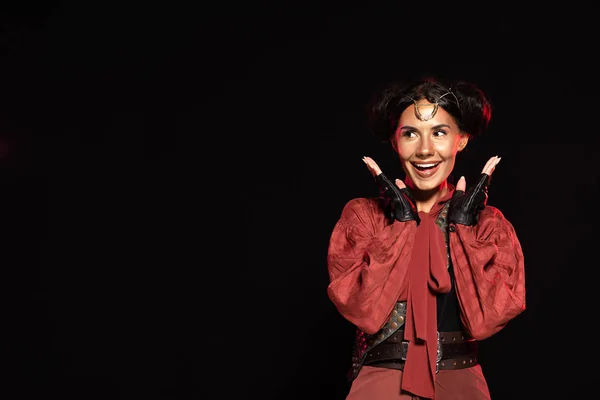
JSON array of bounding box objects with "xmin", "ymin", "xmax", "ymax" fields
[
  {"xmin": 363, "ymin": 330, "xmax": 479, "ymax": 371},
  {"xmin": 385, "ymin": 329, "xmax": 473, "ymax": 344},
  {"xmin": 365, "ymin": 354, "xmax": 479, "ymax": 371},
  {"xmin": 438, "ymin": 354, "xmax": 479, "ymax": 370}
]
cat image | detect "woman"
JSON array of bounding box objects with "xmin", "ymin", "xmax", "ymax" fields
[{"xmin": 327, "ymin": 77, "xmax": 526, "ymax": 399}]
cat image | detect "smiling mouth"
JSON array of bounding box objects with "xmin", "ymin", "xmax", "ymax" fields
[
  {"xmin": 411, "ymin": 162, "xmax": 441, "ymax": 171},
  {"xmin": 410, "ymin": 162, "xmax": 441, "ymax": 178}
]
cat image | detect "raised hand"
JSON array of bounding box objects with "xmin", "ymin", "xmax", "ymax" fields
[
  {"xmin": 448, "ymin": 156, "xmax": 501, "ymax": 226},
  {"xmin": 362, "ymin": 156, "xmax": 420, "ymax": 224}
]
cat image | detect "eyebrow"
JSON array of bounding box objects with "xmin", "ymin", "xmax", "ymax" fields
[{"xmin": 399, "ymin": 124, "xmax": 451, "ymax": 131}]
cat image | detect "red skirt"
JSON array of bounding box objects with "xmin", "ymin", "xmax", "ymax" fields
[{"xmin": 346, "ymin": 365, "xmax": 491, "ymax": 400}]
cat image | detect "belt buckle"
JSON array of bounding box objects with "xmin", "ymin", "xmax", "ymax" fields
[
  {"xmin": 436, "ymin": 331, "xmax": 443, "ymax": 373},
  {"xmin": 400, "ymin": 333, "xmax": 443, "ymax": 372},
  {"xmin": 400, "ymin": 341, "xmax": 409, "ymax": 361}
]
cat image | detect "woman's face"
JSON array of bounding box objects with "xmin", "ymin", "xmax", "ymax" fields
[{"xmin": 392, "ymin": 100, "xmax": 468, "ymax": 192}]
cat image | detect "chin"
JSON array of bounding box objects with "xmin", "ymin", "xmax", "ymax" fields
[{"xmin": 412, "ymin": 181, "xmax": 443, "ymax": 192}]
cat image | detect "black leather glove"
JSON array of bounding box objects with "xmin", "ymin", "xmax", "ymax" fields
[
  {"xmin": 448, "ymin": 173, "xmax": 490, "ymax": 226},
  {"xmin": 375, "ymin": 173, "xmax": 420, "ymax": 225}
]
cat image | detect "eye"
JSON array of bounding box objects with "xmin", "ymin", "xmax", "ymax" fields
[
  {"xmin": 433, "ymin": 129, "xmax": 447, "ymax": 138},
  {"xmin": 401, "ymin": 130, "xmax": 417, "ymax": 138}
]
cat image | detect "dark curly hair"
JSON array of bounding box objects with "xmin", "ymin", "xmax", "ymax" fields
[{"xmin": 367, "ymin": 77, "xmax": 492, "ymax": 143}]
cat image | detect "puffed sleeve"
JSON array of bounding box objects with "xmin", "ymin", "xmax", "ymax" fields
[
  {"xmin": 327, "ymin": 197, "xmax": 416, "ymax": 334},
  {"xmin": 449, "ymin": 206, "xmax": 526, "ymax": 340}
]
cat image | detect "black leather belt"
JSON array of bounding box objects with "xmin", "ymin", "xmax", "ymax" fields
[{"xmin": 363, "ymin": 330, "xmax": 478, "ymax": 372}]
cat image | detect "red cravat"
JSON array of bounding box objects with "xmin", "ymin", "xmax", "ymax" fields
[{"xmin": 401, "ymin": 202, "xmax": 452, "ymax": 399}]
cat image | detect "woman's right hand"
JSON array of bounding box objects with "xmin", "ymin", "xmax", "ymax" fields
[{"xmin": 362, "ymin": 156, "xmax": 420, "ymax": 224}]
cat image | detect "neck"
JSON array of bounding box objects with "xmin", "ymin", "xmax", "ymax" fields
[{"xmin": 406, "ymin": 179, "xmax": 449, "ymax": 213}]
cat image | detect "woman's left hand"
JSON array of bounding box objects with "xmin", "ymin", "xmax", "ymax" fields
[
  {"xmin": 455, "ymin": 156, "xmax": 501, "ymax": 192},
  {"xmin": 449, "ymin": 156, "xmax": 501, "ymax": 226}
]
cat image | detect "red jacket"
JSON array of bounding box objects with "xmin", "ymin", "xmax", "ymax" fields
[{"xmin": 327, "ymin": 188, "xmax": 526, "ymax": 398}]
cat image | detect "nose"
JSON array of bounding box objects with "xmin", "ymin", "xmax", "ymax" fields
[{"xmin": 416, "ymin": 137, "xmax": 434, "ymax": 158}]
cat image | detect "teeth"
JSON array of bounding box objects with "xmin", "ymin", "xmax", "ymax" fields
[{"xmin": 414, "ymin": 163, "xmax": 438, "ymax": 168}]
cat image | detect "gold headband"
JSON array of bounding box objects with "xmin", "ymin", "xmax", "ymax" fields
[
  {"xmin": 412, "ymin": 91, "xmax": 460, "ymax": 121},
  {"xmin": 414, "ymin": 102, "xmax": 438, "ymax": 121}
]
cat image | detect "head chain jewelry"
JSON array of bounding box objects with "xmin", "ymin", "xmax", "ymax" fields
[{"xmin": 413, "ymin": 89, "xmax": 461, "ymax": 121}]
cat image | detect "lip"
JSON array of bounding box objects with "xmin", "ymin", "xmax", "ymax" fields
[{"xmin": 410, "ymin": 161, "xmax": 442, "ymax": 178}]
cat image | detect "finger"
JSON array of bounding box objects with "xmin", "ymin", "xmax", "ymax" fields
[
  {"xmin": 456, "ymin": 175, "xmax": 466, "ymax": 191},
  {"xmin": 395, "ymin": 179, "xmax": 406, "ymax": 189},
  {"xmin": 480, "ymin": 156, "xmax": 496, "ymax": 174},
  {"xmin": 362, "ymin": 156, "xmax": 382, "ymax": 176},
  {"xmin": 482, "ymin": 156, "xmax": 501, "ymax": 176}
]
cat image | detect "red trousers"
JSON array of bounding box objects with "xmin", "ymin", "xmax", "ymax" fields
[{"xmin": 346, "ymin": 365, "xmax": 491, "ymax": 400}]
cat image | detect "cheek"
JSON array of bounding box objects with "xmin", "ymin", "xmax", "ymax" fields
[
  {"xmin": 435, "ymin": 140, "xmax": 460, "ymax": 159},
  {"xmin": 394, "ymin": 141, "xmax": 412, "ymax": 160}
]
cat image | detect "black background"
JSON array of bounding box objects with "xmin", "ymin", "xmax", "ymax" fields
[{"xmin": 3, "ymin": 1, "xmax": 597, "ymax": 399}]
